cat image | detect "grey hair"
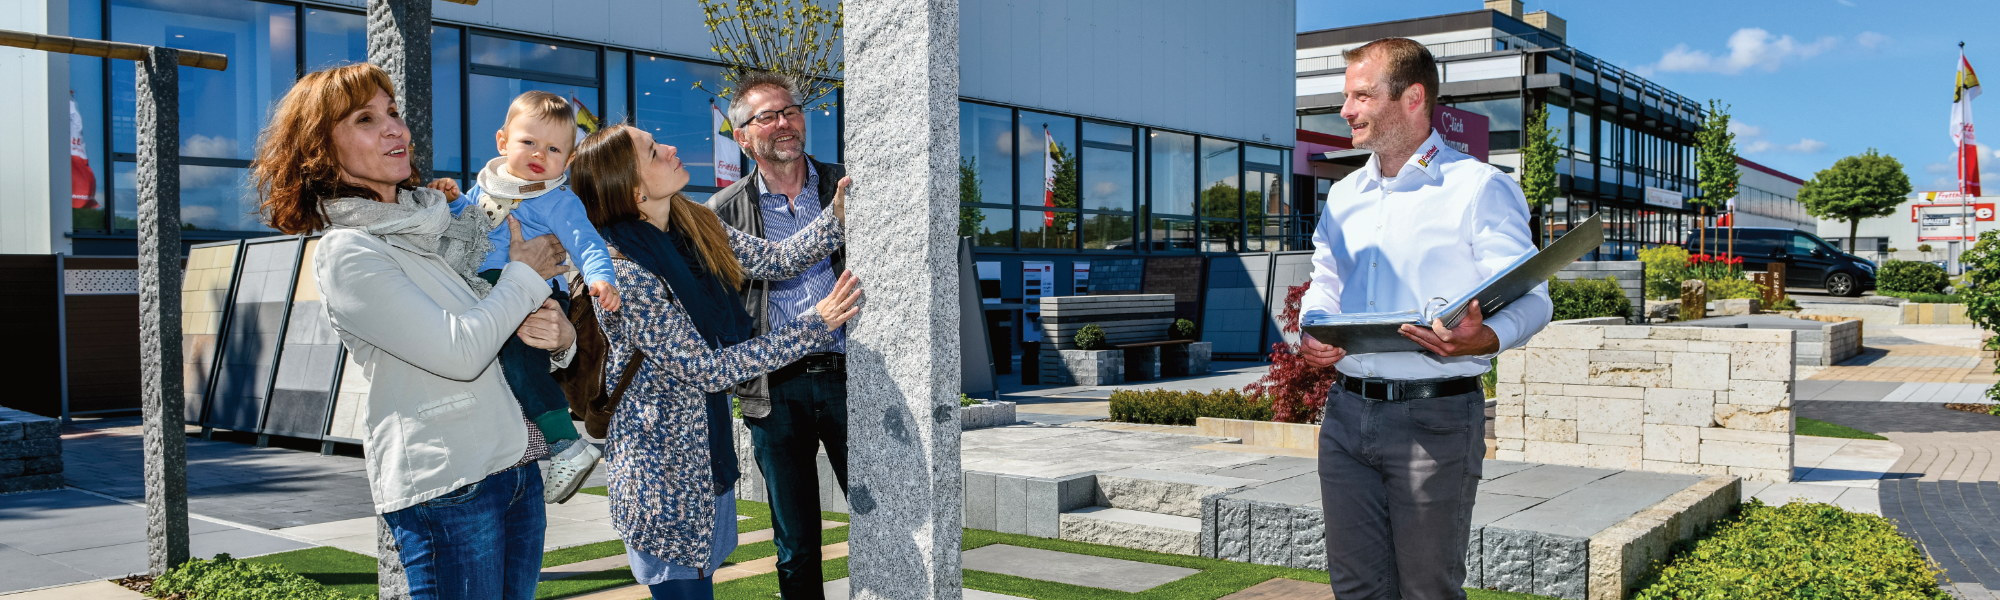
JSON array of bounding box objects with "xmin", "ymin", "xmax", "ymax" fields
[{"xmin": 726, "ymin": 71, "xmax": 804, "ymax": 127}]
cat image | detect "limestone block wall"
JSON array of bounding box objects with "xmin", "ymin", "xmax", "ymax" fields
[
  {"xmin": 1493, "ymin": 324, "xmax": 1796, "ymax": 484},
  {"xmin": 1555, "ymin": 261, "xmax": 1646, "ymax": 324}
]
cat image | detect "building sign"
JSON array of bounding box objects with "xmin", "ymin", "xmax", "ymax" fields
[
  {"xmin": 1431, "ymin": 105, "xmax": 1489, "ymax": 162},
  {"xmin": 1073, "ymin": 261, "xmax": 1090, "ymax": 295},
  {"xmin": 1644, "ymin": 186, "xmax": 1685, "ymax": 210},
  {"xmin": 1915, "ymin": 202, "xmax": 1996, "ymax": 241},
  {"xmin": 1022, "ymin": 261, "xmax": 1054, "ymax": 342}
]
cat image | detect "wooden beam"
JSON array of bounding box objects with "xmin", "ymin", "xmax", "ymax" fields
[{"xmin": 0, "ymin": 29, "xmax": 227, "ymax": 71}]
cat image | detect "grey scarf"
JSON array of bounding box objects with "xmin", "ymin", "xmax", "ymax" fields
[{"xmin": 323, "ymin": 186, "xmax": 497, "ymax": 297}]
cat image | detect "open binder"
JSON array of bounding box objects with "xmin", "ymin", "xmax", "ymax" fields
[{"xmin": 1301, "ymin": 213, "xmax": 1606, "ymax": 355}]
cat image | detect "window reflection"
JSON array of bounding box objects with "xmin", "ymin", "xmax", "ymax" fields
[
  {"xmin": 1019, "ymin": 112, "xmax": 1077, "ymax": 214},
  {"xmin": 1082, "ymin": 213, "xmax": 1136, "ymax": 250},
  {"xmin": 1200, "ymin": 138, "xmax": 1241, "ymax": 252},
  {"xmin": 111, "ymin": 0, "xmax": 296, "ymax": 161},
  {"xmin": 1081, "ymin": 123, "xmax": 1133, "ymax": 212},
  {"xmin": 469, "ymin": 76, "xmax": 598, "ymax": 170},
  {"xmin": 634, "ymin": 55, "xmax": 727, "ymax": 189},
  {"xmin": 1019, "ymin": 209, "xmax": 1076, "ymax": 249},
  {"xmin": 115, "ymin": 162, "xmax": 261, "ymax": 232},
  {"xmin": 1149, "ymin": 130, "xmax": 1195, "ymax": 216},
  {"xmin": 433, "ymin": 26, "xmax": 464, "ymax": 175},
  {"xmin": 70, "ymin": 0, "xmax": 108, "ymax": 231},
  {"xmin": 959, "ymin": 102, "xmax": 1012, "ymax": 209},
  {"xmin": 1449, "ymin": 97, "xmax": 1523, "ymax": 150},
  {"xmin": 964, "ymin": 206, "xmax": 1013, "ymax": 248},
  {"xmin": 304, "ymin": 8, "xmax": 366, "ymax": 72},
  {"xmin": 470, "ymin": 33, "xmax": 596, "ymax": 75}
]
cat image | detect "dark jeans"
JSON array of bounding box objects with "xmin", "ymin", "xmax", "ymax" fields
[
  {"xmin": 1318, "ymin": 383, "xmax": 1485, "ymax": 600},
  {"xmin": 383, "ymin": 463, "xmax": 546, "ymax": 600},
  {"xmin": 744, "ymin": 361, "xmax": 848, "ymax": 600},
  {"xmin": 647, "ymin": 577, "xmax": 714, "ymax": 600},
  {"xmin": 499, "ymin": 286, "xmax": 571, "ymax": 430}
]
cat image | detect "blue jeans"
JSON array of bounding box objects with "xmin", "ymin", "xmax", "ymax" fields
[
  {"xmin": 744, "ymin": 363, "xmax": 848, "ymax": 600},
  {"xmin": 383, "ymin": 463, "xmax": 547, "ymax": 600}
]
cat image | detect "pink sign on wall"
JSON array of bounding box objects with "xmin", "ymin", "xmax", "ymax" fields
[{"xmin": 1432, "ymin": 105, "xmax": 1489, "ymax": 162}]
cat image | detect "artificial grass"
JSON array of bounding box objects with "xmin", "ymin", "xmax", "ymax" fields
[
  {"xmin": 577, "ymin": 485, "xmax": 607, "ymax": 496},
  {"xmin": 1797, "ymin": 417, "xmax": 1889, "ymax": 440},
  {"xmin": 243, "ymin": 547, "xmax": 379, "ymax": 598}
]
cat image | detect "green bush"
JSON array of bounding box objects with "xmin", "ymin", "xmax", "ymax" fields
[
  {"xmin": 1877, "ymin": 290, "xmax": 1965, "ymax": 304},
  {"xmin": 1108, "ymin": 389, "xmax": 1273, "ymax": 426},
  {"xmin": 1878, "ymin": 260, "xmax": 1951, "ymax": 294},
  {"xmin": 1170, "ymin": 318, "xmax": 1197, "ymax": 340},
  {"xmin": 960, "ymin": 393, "xmax": 980, "ymax": 407},
  {"xmin": 148, "ymin": 554, "xmax": 355, "ymax": 600},
  {"xmin": 1634, "ymin": 500, "xmax": 1948, "ymax": 600},
  {"xmin": 1704, "ymin": 278, "xmax": 1764, "ymax": 300},
  {"xmin": 1639, "ymin": 245, "xmax": 1690, "ymax": 300},
  {"xmin": 1548, "ymin": 276, "xmax": 1631, "ymax": 321},
  {"xmin": 1769, "ymin": 295, "xmax": 1800, "ymax": 311},
  {"xmin": 1073, "ymin": 324, "xmax": 1106, "ymax": 350}
]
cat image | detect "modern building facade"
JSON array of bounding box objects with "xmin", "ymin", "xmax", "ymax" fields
[
  {"xmin": 1818, "ymin": 192, "xmax": 1996, "ymax": 268},
  {"xmin": 1291, "ymin": 0, "xmax": 1810, "ymax": 261}
]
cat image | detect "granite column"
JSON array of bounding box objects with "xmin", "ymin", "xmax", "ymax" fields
[
  {"xmin": 137, "ymin": 45, "xmax": 189, "ymax": 576},
  {"xmin": 843, "ymin": 0, "xmax": 964, "ymax": 598}
]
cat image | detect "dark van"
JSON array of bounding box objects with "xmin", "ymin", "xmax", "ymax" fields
[{"xmin": 1681, "ymin": 227, "xmax": 1877, "ymax": 297}]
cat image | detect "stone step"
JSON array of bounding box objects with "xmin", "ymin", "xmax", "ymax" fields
[
  {"xmin": 1058, "ymin": 506, "xmax": 1202, "ymax": 556},
  {"xmin": 1093, "ymin": 468, "xmax": 1260, "ymax": 517}
]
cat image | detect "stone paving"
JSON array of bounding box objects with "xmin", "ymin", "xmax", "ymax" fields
[{"xmin": 0, "ymin": 489, "xmax": 309, "ymax": 593}]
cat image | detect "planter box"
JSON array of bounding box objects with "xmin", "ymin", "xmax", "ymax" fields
[
  {"xmin": 1196, "ymin": 417, "xmax": 1317, "ymax": 451},
  {"xmin": 961, "ymin": 400, "xmax": 1017, "ymax": 430},
  {"xmin": 1903, "ymin": 303, "xmax": 1971, "ymax": 325},
  {"xmin": 1041, "ymin": 349, "xmax": 1124, "ymax": 386},
  {"xmin": 1162, "ymin": 342, "xmax": 1212, "ymax": 377},
  {"xmin": 1124, "ymin": 346, "xmax": 1162, "ymax": 381},
  {"xmin": 0, "ymin": 407, "xmax": 63, "ymax": 494}
]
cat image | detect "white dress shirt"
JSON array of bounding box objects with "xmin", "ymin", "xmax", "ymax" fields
[{"xmin": 1302, "ymin": 129, "xmax": 1553, "ymax": 381}]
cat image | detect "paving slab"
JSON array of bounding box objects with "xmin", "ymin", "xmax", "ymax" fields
[
  {"xmin": 39, "ymin": 527, "xmax": 309, "ymax": 581},
  {"xmin": 0, "ymin": 544, "xmax": 99, "ymax": 594},
  {"xmin": 823, "ymin": 578, "xmax": 1028, "ymax": 599},
  {"xmin": 961, "ymin": 544, "xmax": 1198, "ymax": 593},
  {"xmin": 1487, "ymin": 470, "xmax": 1705, "ymax": 538},
  {"xmin": 1470, "ymin": 493, "xmax": 1548, "ymax": 527},
  {"xmin": 1225, "ymin": 473, "xmax": 1320, "ymax": 506},
  {"xmin": 1217, "ymin": 577, "xmax": 1335, "ymax": 600},
  {"xmin": 1206, "ymin": 457, "xmax": 1318, "ymax": 483},
  {"xmin": 0, "ymin": 579, "xmax": 147, "ymax": 599},
  {"xmin": 1808, "ymin": 381, "xmax": 1903, "ymax": 402},
  {"xmin": 1477, "ymin": 464, "xmax": 1620, "ymax": 500}
]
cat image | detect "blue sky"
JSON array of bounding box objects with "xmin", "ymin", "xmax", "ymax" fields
[{"xmin": 1298, "ymin": 0, "xmax": 2000, "ymax": 191}]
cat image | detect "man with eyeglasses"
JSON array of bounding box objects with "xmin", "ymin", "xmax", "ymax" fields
[{"xmin": 706, "ymin": 70, "xmax": 849, "ymax": 600}]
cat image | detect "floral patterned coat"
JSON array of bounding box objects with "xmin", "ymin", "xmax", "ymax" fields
[{"xmin": 595, "ymin": 211, "xmax": 841, "ymax": 569}]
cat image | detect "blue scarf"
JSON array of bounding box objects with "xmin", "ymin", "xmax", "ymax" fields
[{"xmin": 600, "ymin": 218, "xmax": 751, "ymax": 494}]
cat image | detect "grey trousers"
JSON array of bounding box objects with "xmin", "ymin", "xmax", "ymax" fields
[{"xmin": 1318, "ymin": 383, "xmax": 1486, "ymax": 600}]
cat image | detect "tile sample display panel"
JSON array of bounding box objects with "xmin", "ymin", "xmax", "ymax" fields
[
  {"xmin": 326, "ymin": 350, "xmax": 372, "ymax": 443},
  {"xmin": 204, "ymin": 237, "xmax": 303, "ymax": 434},
  {"xmin": 179, "ymin": 241, "xmax": 243, "ymax": 424},
  {"xmin": 264, "ymin": 238, "xmax": 344, "ymax": 440}
]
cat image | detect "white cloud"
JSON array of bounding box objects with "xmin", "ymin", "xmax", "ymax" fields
[
  {"xmin": 1728, "ymin": 121, "xmax": 1764, "ymax": 138},
  {"xmin": 1857, "ymin": 31, "xmax": 1889, "ymax": 50},
  {"xmin": 182, "ymin": 134, "xmax": 239, "ymax": 158},
  {"xmin": 1654, "ymin": 28, "xmax": 1841, "ymax": 75},
  {"xmin": 1788, "ymin": 139, "xmax": 1828, "ymax": 153},
  {"xmin": 1732, "ymin": 121, "xmax": 1826, "ymax": 154},
  {"xmin": 1836, "ymin": 0, "xmax": 1856, "ymax": 6}
]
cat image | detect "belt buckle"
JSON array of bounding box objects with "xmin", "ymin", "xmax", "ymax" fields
[{"xmin": 1363, "ymin": 379, "xmax": 1391, "ymax": 402}]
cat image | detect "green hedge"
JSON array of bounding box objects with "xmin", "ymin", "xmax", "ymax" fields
[
  {"xmin": 148, "ymin": 554, "xmax": 356, "ymax": 600},
  {"xmin": 1879, "ymin": 260, "xmax": 1951, "ymax": 294},
  {"xmin": 1633, "ymin": 500, "xmax": 1948, "ymax": 600},
  {"xmin": 1639, "ymin": 245, "xmax": 1691, "ymax": 300},
  {"xmin": 1108, "ymin": 389, "xmax": 1272, "ymax": 426},
  {"xmin": 1704, "ymin": 277, "xmax": 1764, "ymax": 301},
  {"xmin": 1548, "ymin": 276, "xmax": 1631, "ymax": 321},
  {"xmin": 1877, "ymin": 290, "xmax": 1965, "ymax": 304},
  {"xmin": 1073, "ymin": 324, "xmax": 1106, "ymax": 350}
]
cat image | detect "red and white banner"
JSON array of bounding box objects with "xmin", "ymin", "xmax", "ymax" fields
[
  {"xmin": 70, "ymin": 97, "xmax": 97, "ymax": 209},
  {"xmin": 1042, "ymin": 126, "xmax": 1057, "ymax": 226},
  {"xmin": 712, "ymin": 101, "xmax": 741, "ymax": 187},
  {"xmin": 1952, "ymin": 48, "xmax": 1982, "ymax": 196}
]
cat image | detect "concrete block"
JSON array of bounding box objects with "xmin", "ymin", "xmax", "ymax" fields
[
  {"xmin": 1576, "ymin": 398, "xmax": 1643, "ymax": 435},
  {"xmin": 995, "ymin": 474, "xmax": 1028, "ymax": 535},
  {"xmin": 964, "ymin": 471, "xmax": 997, "ymax": 531},
  {"xmin": 1700, "ymin": 427, "xmax": 1789, "ymax": 445},
  {"xmin": 1647, "ymin": 327, "xmax": 1705, "ymax": 340},
  {"xmin": 1643, "ymin": 388, "xmax": 1716, "ymax": 427},
  {"xmin": 1482, "ymin": 464, "xmax": 1619, "ymax": 499},
  {"xmin": 1095, "ymin": 469, "xmax": 1257, "ymax": 518},
  {"xmin": 1589, "ymin": 350, "xmax": 1656, "ymax": 363},
  {"xmin": 1701, "ymin": 328, "xmax": 1788, "ymax": 343},
  {"xmin": 1125, "ymin": 346, "xmax": 1162, "ymax": 381},
  {"xmin": 1714, "ymin": 298, "xmax": 1760, "ymax": 316},
  {"xmin": 1484, "ymin": 527, "xmax": 1539, "ymax": 593},
  {"xmin": 1526, "ymin": 349, "xmax": 1591, "ymax": 384},
  {"xmin": 1496, "ymin": 400, "xmax": 1525, "ymax": 418},
  {"xmin": 1727, "ymin": 466, "xmax": 1790, "ymax": 484},
  {"xmin": 1059, "ymin": 507, "xmax": 1200, "ymax": 556},
  {"xmin": 1642, "ymin": 424, "xmax": 1700, "ymax": 463},
  {"xmin": 1497, "ymin": 350, "xmax": 1528, "ymax": 383},
  {"xmin": 1526, "ymin": 394, "xmax": 1577, "ymax": 420},
  {"xmin": 1670, "ymin": 352, "xmax": 1730, "ymax": 391},
  {"xmin": 1536, "ymin": 534, "xmax": 1591, "ymax": 600},
  {"xmin": 1563, "ymin": 385, "xmax": 1647, "ymax": 400},
  {"xmin": 0, "ymin": 421, "xmax": 21, "ymax": 442},
  {"xmin": 1499, "ymin": 438, "xmax": 1525, "ymax": 451},
  {"xmin": 1700, "ymin": 440, "xmax": 1789, "ymax": 470},
  {"xmin": 1713, "ymin": 404, "xmax": 1790, "ymax": 433},
  {"xmin": 0, "ymin": 438, "xmax": 59, "ymax": 460},
  {"xmin": 1603, "ymin": 339, "xmax": 1687, "ymax": 352},
  {"xmin": 0, "ymin": 459, "xmax": 21, "ymax": 478},
  {"xmin": 1727, "ymin": 380, "xmax": 1790, "ymax": 407},
  {"xmin": 1587, "ymin": 362, "xmax": 1671, "ymax": 388},
  {"xmin": 1025, "ymin": 472, "xmax": 1098, "ymax": 538},
  {"xmin": 1586, "ymin": 445, "xmax": 1643, "ymax": 470},
  {"xmin": 1496, "ymin": 449, "xmax": 1527, "ymax": 461},
  {"xmin": 0, "ymin": 473, "xmax": 63, "ymax": 494},
  {"xmin": 1603, "ymin": 326, "xmax": 1651, "ymax": 339},
  {"xmin": 1213, "ymin": 498, "xmax": 1251, "ymax": 561},
  {"xmin": 1248, "ymin": 501, "xmax": 1326, "ymax": 569},
  {"xmin": 23, "ymin": 455, "xmax": 62, "ymax": 476},
  {"xmin": 1640, "ymin": 460, "xmax": 1729, "ymax": 477},
  {"xmin": 1579, "ymin": 432, "xmax": 1642, "ymax": 447},
  {"xmin": 1730, "ymin": 342, "xmax": 1794, "ymax": 382},
  {"xmin": 1528, "ymin": 383, "xmax": 1566, "ymax": 396},
  {"xmin": 1526, "ymin": 418, "xmax": 1579, "ymax": 443},
  {"xmin": 1466, "ymin": 526, "xmax": 1484, "ymax": 589}
]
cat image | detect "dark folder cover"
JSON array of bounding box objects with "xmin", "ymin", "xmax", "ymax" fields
[{"xmin": 1300, "ymin": 214, "xmax": 1606, "ymax": 355}]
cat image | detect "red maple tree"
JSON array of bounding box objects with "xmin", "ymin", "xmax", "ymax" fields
[{"xmin": 1243, "ymin": 282, "xmax": 1338, "ymax": 423}]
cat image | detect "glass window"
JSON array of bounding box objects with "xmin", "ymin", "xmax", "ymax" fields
[
  {"xmin": 1245, "ymin": 146, "xmax": 1281, "ymax": 169},
  {"xmin": 1148, "ymin": 130, "xmax": 1195, "ymax": 216},
  {"xmin": 304, "ymin": 8, "xmax": 366, "ymax": 72},
  {"xmin": 432, "ymin": 26, "xmax": 464, "ymax": 176},
  {"xmin": 634, "ymin": 55, "xmax": 727, "ymax": 189},
  {"xmin": 112, "ymin": 0, "xmax": 298, "ymax": 161},
  {"xmin": 1200, "ymin": 138, "xmax": 1241, "ymax": 251},
  {"xmin": 70, "ymin": 0, "xmax": 108, "ymax": 231},
  {"xmin": 805, "ymin": 91, "xmax": 839, "ymax": 162},
  {"xmin": 1019, "ymin": 209, "xmax": 1076, "ymax": 250},
  {"xmin": 1019, "ymin": 112, "xmax": 1077, "ymax": 214},
  {"xmin": 1082, "ymin": 213, "xmax": 1136, "ymax": 250},
  {"xmin": 963, "ymin": 206, "xmax": 1012, "ymax": 247},
  {"xmin": 1299, "ymin": 112, "xmax": 1351, "ymax": 137},
  {"xmin": 1081, "ymin": 123, "xmax": 1133, "ymax": 212},
  {"xmin": 1450, "ymin": 97, "xmax": 1523, "ymax": 150},
  {"xmin": 469, "ymin": 76, "xmax": 598, "ymax": 170},
  {"xmin": 114, "ymin": 162, "xmax": 261, "ymax": 232},
  {"xmin": 469, "ymin": 33, "xmax": 595, "ymax": 75},
  {"xmin": 958, "ymin": 102, "xmax": 1012, "ymax": 207},
  {"xmin": 604, "ymin": 50, "xmax": 628, "ymax": 123}
]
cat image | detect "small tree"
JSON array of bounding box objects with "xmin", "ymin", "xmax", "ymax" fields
[
  {"xmin": 1798, "ymin": 149, "xmax": 1913, "ymax": 252},
  {"xmin": 1243, "ymin": 283, "xmax": 1339, "ymax": 423},
  {"xmin": 695, "ymin": 0, "xmax": 843, "ymax": 110},
  {"xmin": 1693, "ymin": 100, "xmax": 1740, "ymax": 257},
  {"xmin": 1520, "ymin": 104, "xmax": 1561, "ymax": 248},
  {"xmin": 958, "ymin": 156, "xmax": 985, "ymax": 237}
]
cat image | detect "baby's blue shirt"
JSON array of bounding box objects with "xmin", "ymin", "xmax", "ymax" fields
[{"xmin": 450, "ymin": 182, "xmax": 615, "ymax": 293}]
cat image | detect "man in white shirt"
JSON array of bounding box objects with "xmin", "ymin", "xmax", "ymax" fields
[{"xmin": 1300, "ymin": 38, "xmax": 1552, "ymax": 600}]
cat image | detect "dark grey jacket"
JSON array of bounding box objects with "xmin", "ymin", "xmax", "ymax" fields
[{"xmin": 704, "ymin": 156, "xmax": 846, "ymax": 418}]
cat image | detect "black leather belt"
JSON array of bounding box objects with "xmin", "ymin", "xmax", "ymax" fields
[
  {"xmin": 1340, "ymin": 375, "xmax": 1482, "ymax": 402},
  {"xmin": 795, "ymin": 352, "xmax": 845, "ymax": 373}
]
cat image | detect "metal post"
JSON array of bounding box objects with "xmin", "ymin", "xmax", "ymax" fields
[{"xmin": 136, "ymin": 45, "xmax": 189, "ymax": 576}]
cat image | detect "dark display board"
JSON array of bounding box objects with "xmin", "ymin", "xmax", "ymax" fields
[
  {"xmin": 263, "ymin": 238, "xmax": 346, "ymax": 440},
  {"xmin": 181, "ymin": 241, "xmax": 244, "ymax": 424},
  {"xmin": 203, "ymin": 237, "xmax": 303, "ymax": 433}
]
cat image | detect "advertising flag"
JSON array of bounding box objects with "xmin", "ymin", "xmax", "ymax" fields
[
  {"xmin": 1953, "ymin": 48, "xmax": 1982, "ymax": 196},
  {"xmin": 1043, "ymin": 125, "xmax": 1057, "ymax": 226},
  {"xmin": 69, "ymin": 97, "xmax": 97, "ymax": 210},
  {"xmin": 714, "ymin": 101, "xmax": 742, "ymax": 186}
]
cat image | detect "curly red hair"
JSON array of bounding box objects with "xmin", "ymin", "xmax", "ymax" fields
[{"xmin": 253, "ymin": 63, "xmax": 420, "ymax": 234}]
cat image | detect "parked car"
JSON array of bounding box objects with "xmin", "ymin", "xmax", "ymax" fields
[{"xmin": 1682, "ymin": 227, "xmax": 1877, "ymax": 297}]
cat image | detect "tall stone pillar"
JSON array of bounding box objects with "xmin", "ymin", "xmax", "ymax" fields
[
  {"xmin": 367, "ymin": 0, "xmax": 432, "ymax": 182},
  {"xmin": 365, "ymin": 2, "xmax": 429, "ymax": 595},
  {"xmin": 843, "ymin": 1, "xmax": 963, "ymax": 599},
  {"xmin": 136, "ymin": 46, "xmax": 189, "ymax": 576}
]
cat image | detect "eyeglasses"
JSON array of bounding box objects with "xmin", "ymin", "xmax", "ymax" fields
[{"xmin": 740, "ymin": 105, "xmax": 804, "ymax": 128}]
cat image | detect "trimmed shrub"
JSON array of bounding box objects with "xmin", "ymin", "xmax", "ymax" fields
[
  {"xmin": 1633, "ymin": 500, "xmax": 1948, "ymax": 600},
  {"xmin": 1108, "ymin": 389, "xmax": 1273, "ymax": 426},
  {"xmin": 1769, "ymin": 295, "xmax": 1800, "ymax": 311},
  {"xmin": 1072, "ymin": 324, "xmax": 1106, "ymax": 350},
  {"xmin": 1170, "ymin": 318, "xmax": 1197, "ymax": 340},
  {"xmin": 1877, "ymin": 290, "xmax": 1964, "ymax": 304},
  {"xmin": 1879, "ymin": 260, "xmax": 1950, "ymax": 294},
  {"xmin": 1639, "ymin": 245, "xmax": 1690, "ymax": 300},
  {"xmin": 1704, "ymin": 278, "xmax": 1764, "ymax": 300},
  {"xmin": 1548, "ymin": 276, "xmax": 1631, "ymax": 321},
  {"xmin": 147, "ymin": 554, "xmax": 353, "ymax": 600}
]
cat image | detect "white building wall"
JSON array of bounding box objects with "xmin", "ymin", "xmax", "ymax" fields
[
  {"xmin": 961, "ymin": 0, "xmax": 1296, "ymax": 147},
  {"xmin": 1817, "ymin": 195, "xmax": 1998, "ymax": 253},
  {"xmin": 0, "ymin": 0, "xmax": 68, "ymax": 254}
]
